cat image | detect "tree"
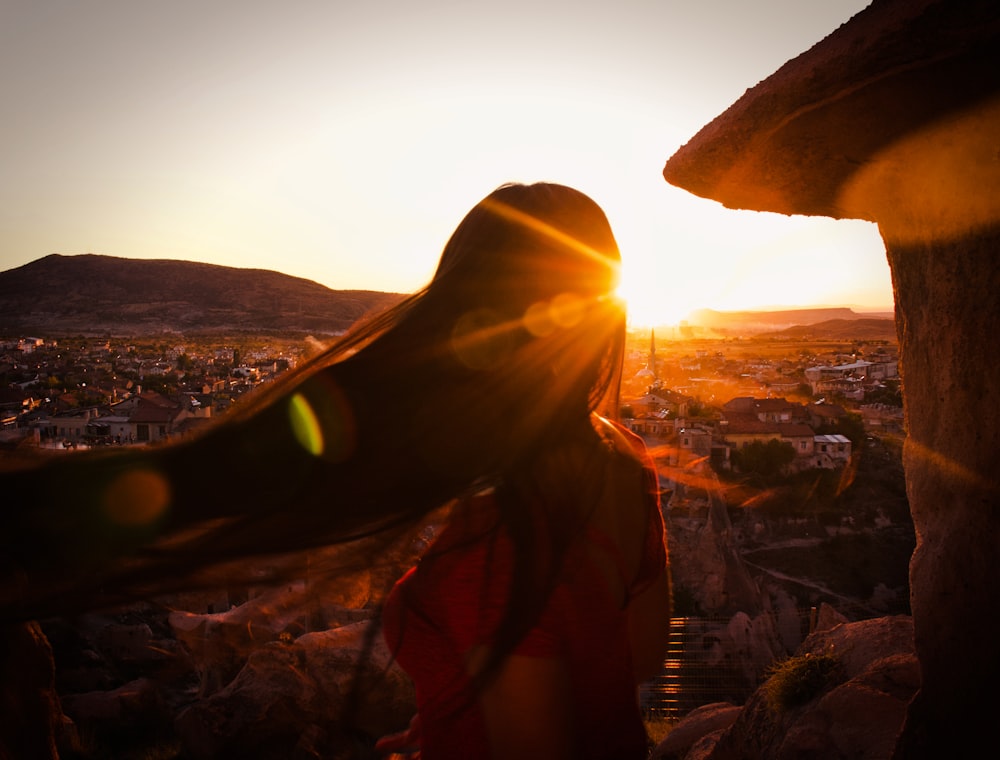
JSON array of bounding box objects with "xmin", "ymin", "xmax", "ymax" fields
[
  {"xmin": 817, "ymin": 411, "xmax": 866, "ymax": 447},
  {"xmin": 865, "ymin": 381, "xmax": 903, "ymax": 407},
  {"xmin": 732, "ymin": 439, "xmax": 796, "ymax": 483}
]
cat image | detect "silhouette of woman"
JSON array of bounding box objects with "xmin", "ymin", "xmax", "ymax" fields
[{"xmin": 1, "ymin": 182, "xmax": 670, "ymax": 758}]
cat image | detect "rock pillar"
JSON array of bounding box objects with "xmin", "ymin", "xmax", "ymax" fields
[
  {"xmin": 0, "ymin": 622, "xmax": 66, "ymax": 759},
  {"xmin": 882, "ymin": 222, "xmax": 1000, "ymax": 758}
]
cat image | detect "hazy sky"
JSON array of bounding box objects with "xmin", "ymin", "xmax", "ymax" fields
[{"xmin": 0, "ymin": 0, "xmax": 890, "ymax": 325}]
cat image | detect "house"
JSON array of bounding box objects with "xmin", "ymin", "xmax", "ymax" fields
[
  {"xmin": 808, "ymin": 401, "xmax": 849, "ymax": 430},
  {"xmin": 859, "ymin": 403, "xmax": 905, "ymax": 435},
  {"xmin": 626, "ymin": 408, "xmax": 673, "ymax": 437},
  {"xmin": 804, "ymin": 359, "xmax": 898, "ymax": 398},
  {"xmin": 676, "ymin": 426, "xmax": 725, "ymax": 471},
  {"xmin": 812, "ymin": 434, "xmax": 852, "ymax": 468},
  {"xmin": 813, "ymin": 375, "xmax": 865, "ymax": 401},
  {"xmin": 48, "ymin": 407, "xmax": 101, "ymax": 443},
  {"xmin": 87, "ymin": 415, "xmax": 134, "ymax": 444},
  {"xmin": 630, "ymin": 388, "xmax": 690, "ymax": 417},
  {"xmin": 718, "ymin": 416, "xmax": 783, "ymax": 450},
  {"xmin": 722, "ymin": 396, "xmax": 807, "ymax": 424},
  {"xmin": 780, "ymin": 423, "xmax": 819, "ymax": 458},
  {"xmin": 128, "ymin": 396, "xmax": 182, "ymax": 443},
  {"xmin": 678, "ymin": 427, "xmax": 712, "ymax": 456},
  {"xmin": 719, "ymin": 395, "xmax": 852, "ymax": 472},
  {"xmin": 107, "ymin": 390, "xmax": 191, "ymax": 444},
  {"xmin": 720, "ymin": 417, "xmax": 811, "ymax": 453}
]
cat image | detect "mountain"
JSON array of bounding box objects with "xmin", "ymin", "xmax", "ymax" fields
[
  {"xmin": 685, "ymin": 307, "xmax": 895, "ymax": 335},
  {"xmin": 763, "ymin": 318, "xmax": 898, "ymax": 341},
  {"xmin": 0, "ymin": 254, "xmax": 406, "ymax": 336}
]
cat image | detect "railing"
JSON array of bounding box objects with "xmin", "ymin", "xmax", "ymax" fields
[
  {"xmin": 640, "ymin": 616, "xmax": 757, "ymax": 720},
  {"xmin": 639, "ymin": 606, "xmax": 878, "ymax": 720}
]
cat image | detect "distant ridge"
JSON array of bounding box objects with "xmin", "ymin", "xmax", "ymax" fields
[
  {"xmin": 686, "ymin": 307, "xmax": 895, "ymax": 336},
  {"xmin": 763, "ymin": 318, "xmax": 898, "ymax": 341},
  {"xmin": 0, "ymin": 254, "xmax": 406, "ymax": 336}
]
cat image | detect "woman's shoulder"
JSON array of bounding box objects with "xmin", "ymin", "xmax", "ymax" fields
[{"xmin": 589, "ymin": 413, "xmax": 649, "ymax": 462}]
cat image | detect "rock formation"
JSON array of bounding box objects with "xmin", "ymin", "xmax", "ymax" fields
[
  {"xmin": 60, "ymin": 677, "xmax": 171, "ymax": 750},
  {"xmin": 0, "ymin": 622, "xmax": 70, "ymax": 760},
  {"xmin": 13, "ymin": 535, "xmax": 424, "ymax": 757},
  {"xmin": 668, "ymin": 482, "xmax": 765, "ymax": 617},
  {"xmin": 650, "ymin": 702, "xmax": 741, "ymax": 760},
  {"xmin": 662, "ymin": 1, "xmax": 1000, "ymax": 755},
  {"xmin": 654, "ymin": 615, "xmax": 918, "ymax": 760},
  {"xmin": 174, "ymin": 620, "xmax": 415, "ymax": 760}
]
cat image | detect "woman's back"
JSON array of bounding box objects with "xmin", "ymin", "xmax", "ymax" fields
[{"xmin": 381, "ymin": 414, "xmax": 665, "ymax": 758}]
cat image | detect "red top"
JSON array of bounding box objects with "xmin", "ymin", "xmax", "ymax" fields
[{"xmin": 382, "ymin": 425, "xmax": 666, "ymax": 759}]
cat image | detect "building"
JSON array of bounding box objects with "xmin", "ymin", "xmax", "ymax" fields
[
  {"xmin": 812, "ymin": 434, "xmax": 852, "ymax": 469},
  {"xmin": 719, "ymin": 397, "xmax": 851, "ymax": 472}
]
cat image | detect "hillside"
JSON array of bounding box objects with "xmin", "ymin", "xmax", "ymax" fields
[
  {"xmin": 763, "ymin": 317, "xmax": 898, "ymax": 341},
  {"xmin": 0, "ymin": 254, "xmax": 406, "ymax": 336},
  {"xmin": 687, "ymin": 307, "xmax": 895, "ymax": 336}
]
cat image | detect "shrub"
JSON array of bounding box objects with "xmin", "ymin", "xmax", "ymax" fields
[
  {"xmin": 731, "ymin": 439, "xmax": 796, "ymax": 484},
  {"xmin": 761, "ymin": 652, "xmax": 843, "ymax": 713},
  {"xmin": 643, "ymin": 715, "xmax": 676, "ymax": 747}
]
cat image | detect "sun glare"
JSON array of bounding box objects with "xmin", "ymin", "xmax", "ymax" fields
[{"xmin": 616, "ymin": 259, "xmax": 693, "ymax": 328}]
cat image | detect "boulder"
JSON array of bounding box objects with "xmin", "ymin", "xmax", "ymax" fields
[
  {"xmin": 650, "ymin": 702, "xmax": 741, "ymax": 760},
  {"xmin": 813, "ymin": 602, "xmax": 848, "ymax": 633},
  {"xmin": 169, "ymin": 577, "xmax": 374, "ymax": 697},
  {"xmin": 175, "ymin": 620, "xmax": 415, "ymax": 759},
  {"xmin": 60, "ymin": 677, "xmax": 171, "ymax": 746},
  {"xmin": 725, "ymin": 611, "xmax": 785, "ymax": 687},
  {"xmin": 704, "ymin": 616, "xmax": 917, "ymax": 760},
  {"xmin": 40, "ymin": 616, "xmax": 118, "ymax": 695},
  {"xmin": 0, "ymin": 621, "xmax": 71, "ymax": 760}
]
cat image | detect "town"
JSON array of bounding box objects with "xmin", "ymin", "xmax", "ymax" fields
[
  {"xmin": 0, "ymin": 334, "xmax": 309, "ymax": 447},
  {"xmin": 618, "ymin": 328, "xmax": 902, "ymax": 478},
  {"xmin": 0, "ymin": 329, "xmax": 903, "ymax": 472},
  {"xmin": 0, "ymin": 326, "xmax": 913, "ymax": 753}
]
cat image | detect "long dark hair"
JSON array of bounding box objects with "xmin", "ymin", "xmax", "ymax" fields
[{"xmin": 1, "ymin": 182, "xmax": 627, "ymax": 623}]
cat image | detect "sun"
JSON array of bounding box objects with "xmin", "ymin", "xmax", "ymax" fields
[{"xmin": 616, "ymin": 261, "xmax": 692, "ymax": 328}]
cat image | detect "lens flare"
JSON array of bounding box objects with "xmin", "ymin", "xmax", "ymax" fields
[
  {"xmin": 481, "ymin": 196, "xmax": 620, "ymax": 283},
  {"xmin": 102, "ymin": 468, "xmax": 171, "ymax": 526},
  {"xmin": 550, "ymin": 293, "xmax": 586, "ymax": 328},
  {"xmin": 288, "ymin": 382, "xmax": 357, "ymax": 462},
  {"xmin": 523, "ymin": 300, "xmax": 558, "ymax": 337},
  {"xmin": 289, "ymin": 392, "xmax": 324, "ymax": 457}
]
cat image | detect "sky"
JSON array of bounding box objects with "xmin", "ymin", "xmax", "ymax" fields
[{"xmin": 0, "ymin": 0, "xmax": 891, "ymax": 326}]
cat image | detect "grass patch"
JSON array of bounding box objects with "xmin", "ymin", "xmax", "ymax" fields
[
  {"xmin": 762, "ymin": 652, "xmax": 843, "ymax": 713},
  {"xmin": 644, "ymin": 714, "xmax": 676, "ymax": 746}
]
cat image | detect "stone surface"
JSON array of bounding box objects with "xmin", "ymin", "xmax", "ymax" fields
[
  {"xmin": 662, "ymin": 0, "xmax": 1000, "ymax": 225},
  {"xmin": 668, "ymin": 490, "xmax": 764, "ymax": 616},
  {"xmin": 814, "ymin": 601, "xmax": 848, "ymax": 632},
  {"xmin": 174, "ymin": 620, "xmax": 415, "ymax": 759},
  {"xmin": 650, "ymin": 702, "xmax": 741, "ymax": 760},
  {"xmin": 704, "ymin": 616, "xmax": 917, "ymax": 760},
  {"xmin": 0, "ymin": 622, "xmax": 68, "ymax": 760},
  {"xmin": 883, "ymin": 227, "xmax": 1000, "ymax": 759},
  {"xmin": 725, "ymin": 612, "xmax": 785, "ymax": 689},
  {"xmin": 169, "ymin": 572, "xmax": 374, "ymax": 697},
  {"xmin": 60, "ymin": 677, "xmax": 171, "ymax": 745}
]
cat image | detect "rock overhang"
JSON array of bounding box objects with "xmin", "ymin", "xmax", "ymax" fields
[{"xmin": 662, "ymin": 0, "xmax": 1000, "ymax": 235}]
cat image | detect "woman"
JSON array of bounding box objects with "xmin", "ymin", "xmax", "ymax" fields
[
  {"xmin": 370, "ymin": 182, "xmax": 672, "ymax": 758},
  {"xmin": 1, "ymin": 183, "xmax": 670, "ymax": 757}
]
